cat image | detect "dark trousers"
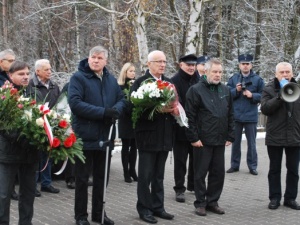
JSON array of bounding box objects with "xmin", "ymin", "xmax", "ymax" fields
[
  {"xmin": 121, "ymin": 138, "xmax": 137, "ymax": 175},
  {"xmin": 267, "ymin": 146, "xmax": 300, "ymax": 201},
  {"xmin": 193, "ymin": 145, "xmax": 225, "ymax": 208},
  {"xmin": 173, "ymin": 140, "xmax": 194, "ymax": 193},
  {"xmin": 136, "ymin": 151, "xmax": 169, "ymax": 216},
  {"xmin": 74, "ymin": 150, "xmax": 111, "ymax": 221},
  {"xmin": 36, "ymin": 151, "xmax": 52, "ymax": 188},
  {"xmin": 231, "ymin": 122, "xmax": 257, "ymax": 170},
  {"xmin": 0, "ymin": 162, "xmax": 37, "ymax": 225}
]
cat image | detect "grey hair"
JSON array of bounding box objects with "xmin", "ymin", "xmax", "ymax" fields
[
  {"xmin": 35, "ymin": 59, "xmax": 50, "ymax": 71},
  {"xmin": 275, "ymin": 62, "xmax": 292, "ymax": 73},
  {"xmin": 0, "ymin": 49, "xmax": 15, "ymax": 60},
  {"xmin": 89, "ymin": 46, "xmax": 108, "ymax": 58},
  {"xmin": 204, "ymin": 58, "xmax": 222, "ymax": 71},
  {"xmin": 147, "ymin": 50, "xmax": 164, "ymax": 62}
]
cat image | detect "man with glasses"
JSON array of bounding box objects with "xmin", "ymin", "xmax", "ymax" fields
[
  {"xmin": 171, "ymin": 54, "xmax": 198, "ymax": 203},
  {"xmin": 0, "ymin": 49, "xmax": 16, "ymax": 86},
  {"xmin": 226, "ymin": 54, "xmax": 265, "ymax": 175}
]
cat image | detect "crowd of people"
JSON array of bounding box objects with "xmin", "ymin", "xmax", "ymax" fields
[{"xmin": 0, "ymin": 46, "xmax": 299, "ymax": 225}]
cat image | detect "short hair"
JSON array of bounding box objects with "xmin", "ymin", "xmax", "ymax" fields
[
  {"xmin": 0, "ymin": 49, "xmax": 15, "ymax": 60},
  {"xmin": 35, "ymin": 59, "xmax": 50, "ymax": 71},
  {"xmin": 89, "ymin": 46, "xmax": 108, "ymax": 58},
  {"xmin": 147, "ymin": 50, "xmax": 164, "ymax": 62},
  {"xmin": 204, "ymin": 58, "xmax": 222, "ymax": 71},
  {"xmin": 118, "ymin": 62, "xmax": 135, "ymax": 85},
  {"xmin": 275, "ymin": 62, "xmax": 292, "ymax": 73},
  {"xmin": 8, "ymin": 61, "xmax": 29, "ymax": 73}
]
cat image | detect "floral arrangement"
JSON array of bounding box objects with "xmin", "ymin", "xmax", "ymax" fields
[
  {"xmin": 0, "ymin": 81, "xmax": 84, "ymax": 164},
  {"xmin": 130, "ymin": 78, "xmax": 189, "ymax": 128}
]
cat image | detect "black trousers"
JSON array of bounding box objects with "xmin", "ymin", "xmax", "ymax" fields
[
  {"xmin": 0, "ymin": 162, "xmax": 37, "ymax": 225},
  {"xmin": 267, "ymin": 146, "xmax": 300, "ymax": 201},
  {"xmin": 74, "ymin": 150, "xmax": 111, "ymax": 221},
  {"xmin": 136, "ymin": 151, "xmax": 168, "ymax": 216},
  {"xmin": 121, "ymin": 138, "xmax": 137, "ymax": 174},
  {"xmin": 173, "ymin": 140, "xmax": 194, "ymax": 193},
  {"xmin": 193, "ymin": 145, "xmax": 225, "ymax": 208}
]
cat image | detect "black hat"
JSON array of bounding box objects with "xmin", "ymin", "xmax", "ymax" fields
[
  {"xmin": 179, "ymin": 54, "xmax": 197, "ymax": 64},
  {"xmin": 238, "ymin": 54, "xmax": 253, "ymax": 63},
  {"xmin": 197, "ymin": 55, "xmax": 210, "ymax": 65}
]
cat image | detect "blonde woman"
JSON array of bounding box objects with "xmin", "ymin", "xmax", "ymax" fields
[{"xmin": 117, "ymin": 63, "xmax": 138, "ymax": 183}]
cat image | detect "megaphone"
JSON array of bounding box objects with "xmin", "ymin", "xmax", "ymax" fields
[{"xmin": 280, "ymin": 79, "xmax": 300, "ymax": 102}]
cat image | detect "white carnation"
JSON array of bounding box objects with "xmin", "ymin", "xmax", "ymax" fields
[{"xmin": 36, "ymin": 117, "xmax": 44, "ymax": 127}]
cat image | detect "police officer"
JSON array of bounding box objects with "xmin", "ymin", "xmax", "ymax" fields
[
  {"xmin": 196, "ymin": 55, "xmax": 210, "ymax": 77},
  {"xmin": 226, "ymin": 54, "xmax": 265, "ymax": 175}
]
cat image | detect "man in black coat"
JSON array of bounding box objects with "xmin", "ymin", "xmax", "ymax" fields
[
  {"xmin": 131, "ymin": 50, "xmax": 178, "ymax": 224},
  {"xmin": 185, "ymin": 58, "xmax": 235, "ymax": 216},
  {"xmin": 261, "ymin": 62, "xmax": 300, "ymax": 210},
  {"xmin": 0, "ymin": 49, "xmax": 16, "ymax": 86},
  {"xmin": 171, "ymin": 54, "xmax": 199, "ymax": 203}
]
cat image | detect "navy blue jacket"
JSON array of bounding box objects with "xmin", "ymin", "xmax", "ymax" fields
[
  {"xmin": 68, "ymin": 58, "xmax": 126, "ymax": 150},
  {"xmin": 227, "ymin": 70, "xmax": 264, "ymax": 123}
]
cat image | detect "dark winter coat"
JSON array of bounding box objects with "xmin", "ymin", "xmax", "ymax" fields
[
  {"xmin": 130, "ymin": 70, "xmax": 176, "ymax": 152},
  {"xmin": 171, "ymin": 69, "xmax": 199, "ymax": 141},
  {"xmin": 68, "ymin": 58, "xmax": 126, "ymax": 150},
  {"xmin": 227, "ymin": 70, "xmax": 265, "ymax": 123},
  {"xmin": 0, "ymin": 70, "xmax": 10, "ymax": 87},
  {"xmin": 0, "ymin": 85, "xmax": 43, "ymax": 163},
  {"xmin": 185, "ymin": 78, "xmax": 235, "ymax": 145},
  {"xmin": 28, "ymin": 74, "xmax": 60, "ymax": 109},
  {"xmin": 261, "ymin": 77, "xmax": 300, "ymax": 146},
  {"xmin": 118, "ymin": 78, "xmax": 135, "ymax": 139}
]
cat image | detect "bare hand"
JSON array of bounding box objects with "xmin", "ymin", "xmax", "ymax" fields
[
  {"xmin": 191, "ymin": 140, "xmax": 203, "ymax": 147},
  {"xmin": 236, "ymin": 83, "xmax": 242, "ymax": 92},
  {"xmin": 225, "ymin": 141, "xmax": 232, "ymax": 146},
  {"xmin": 243, "ymin": 89, "xmax": 253, "ymax": 98}
]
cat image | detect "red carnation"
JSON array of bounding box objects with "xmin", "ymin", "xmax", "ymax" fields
[
  {"xmin": 30, "ymin": 100, "xmax": 36, "ymax": 105},
  {"xmin": 70, "ymin": 133, "xmax": 76, "ymax": 143},
  {"xmin": 58, "ymin": 120, "xmax": 68, "ymax": 128},
  {"xmin": 10, "ymin": 88, "xmax": 18, "ymax": 95},
  {"xmin": 52, "ymin": 137, "xmax": 60, "ymax": 148},
  {"xmin": 17, "ymin": 104, "xmax": 23, "ymax": 109},
  {"xmin": 64, "ymin": 137, "xmax": 73, "ymax": 148}
]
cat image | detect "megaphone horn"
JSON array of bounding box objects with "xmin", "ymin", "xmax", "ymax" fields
[{"xmin": 281, "ymin": 82, "xmax": 300, "ymax": 102}]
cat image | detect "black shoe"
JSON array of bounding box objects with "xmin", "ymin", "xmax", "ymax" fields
[
  {"xmin": 139, "ymin": 214, "xmax": 157, "ymax": 224},
  {"xmin": 226, "ymin": 168, "xmax": 239, "ymax": 173},
  {"xmin": 76, "ymin": 218, "xmax": 90, "ymax": 225},
  {"xmin": 41, "ymin": 185, "xmax": 60, "ymax": 193},
  {"xmin": 66, "ymin": 181, "xmax": 75, "ymax": 189},
  {"xmin": 187, "ymin": 186, "xmax": 194, "ymax": 192},
  {"xmin": 130, "ymin": 171, "xmax": 138, "ymax": 181},
  {"xmin": 35, "ymin": 189, "xmax": 41, "ymax": 197},
  {"xmin": 284, "ymin": 200, "xmax": 300, "ymax": 210},
  {"xmin": 268, "ymin": 199, "xmax": 280, "ymax": 209},
  {"xmin": 124, "ymin": 173, "xmax": 132, "ymax": 183},
  {"xmin": 250, "ymin": 169, "xmax": 258, "ymax": 175},
  {"xmin": 206, "ymin": 205, "xmax": 225, "ymax": 214},
  {"xmin": 11, "ymin": 190, "xmax": 19, "ymax": 201},
  {"xmin": 88, "ymin": 179, "xmax": 93, "ymax": 186},
  {"xmin": 175, "ymin": 192, "xmax": 185, "ymax": 202},
  {"xmin": 92, "ymin": 215, "xmax": 114, "ymax": 225},
  {"xmin": 153, "ymin": 210, "xmax": 174, "ymax": 220}
]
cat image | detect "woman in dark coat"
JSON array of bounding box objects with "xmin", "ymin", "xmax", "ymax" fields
[{"xmin": 117, "ymin": 62, "xmax": 138, "ymax": 183}]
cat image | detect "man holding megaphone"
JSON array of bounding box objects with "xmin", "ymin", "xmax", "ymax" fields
[{"xmin": 261, "ymin": 62, "xmax": 300, "ymax": 210}]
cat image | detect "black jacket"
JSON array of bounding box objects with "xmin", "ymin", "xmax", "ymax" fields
[
  {"xmin": 185, "ymin": 78, "xmax": 235, "ymax": 145},
  {"xmin": 0, "ymin": 70, "xmax": 10, "ymax": 87},
  {"xmin": 130, "ymin": 70, "xmax": 175, "ymax": 152},
  {"xmin": 261, "ymin": 77, "xmax": 300, "ymax": 146},
  {"xmin": 0, "ymin": 85, "xmax": 43, "ymax": 163},
  {"xmin": 28, "ymin": 74, "xmax": 60, "ymax": 109},
  {"xmin": 171, "ymin": 69, "xmax": 199, "ymax": 141}
]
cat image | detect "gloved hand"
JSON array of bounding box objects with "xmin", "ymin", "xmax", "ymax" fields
[{"xmin": 104, "ymin": 108, "xmax": 119, "ymax": 120}]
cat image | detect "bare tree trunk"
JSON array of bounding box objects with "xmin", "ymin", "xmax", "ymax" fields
[
  {"xmin": 75, "ymin": 4, "xmax": 81, "ymax": 62},
  {"xmin": 2, "ymin": 0, "xmax": 7, "ymax": 44}
]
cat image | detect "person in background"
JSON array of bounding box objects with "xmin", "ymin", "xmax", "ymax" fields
[
  {"xmin": 117, "ymin": 62, "xmax": 138, "ymax": 183},
  {"xmin": 226, "ymin": 54, "xmax": 265, "ymax": 176},
  {"xmin": 196, "ymin": 55, "xmax": 210, "ymax": 77},
  {"xmin": 28, "ymin": 59, "xmax": 60, "ymax": 197},
  {"xmin": 68, "ymin": 45, "xmax": 125, "ymax": 225},
  {"xmin": 0, "ymin": 49, "xmax": 16, "ymax": 86},
  {"xmin": 171, "ymin": 54, "xmax": 198, "ymax": 203},
  {"xmin": 261, "ymin": 62, "xmax": 300, "ymax": 210},
  {"xmin": 0, "ymin": 61, "xmax": 42, "ymax": 224},
  {"xmin": 131, "ymin": 50, "xmax": 178, "ymax": 224},
  {"xmin": 185, "ymin": 58, "xmax": 235, "ymax": 217}
]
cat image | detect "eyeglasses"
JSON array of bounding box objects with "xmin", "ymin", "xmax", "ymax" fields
[
  {"xmin": 3, "ymin": 59, "xmax": 15, "ymax": 63},
  {"xmin": 150, "ymin": 60, "xmax": 167, "ymax": 64},
  {"xmin": 241, "ymin": 63, "xmax": 250, "ymax": 65}
]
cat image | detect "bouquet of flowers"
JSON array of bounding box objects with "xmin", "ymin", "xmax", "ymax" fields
[
  {"xmin": 0, "ymin": 81, "xmax": 84, "ymax": 164},
  {"xmin": 130, "ymin": 78, "xmax": 188, "ymax": 128}
]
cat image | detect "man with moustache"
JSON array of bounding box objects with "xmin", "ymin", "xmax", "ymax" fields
[{"xmin": 185, "ymin": 58, "xmax": 235, "ymax": 216}]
